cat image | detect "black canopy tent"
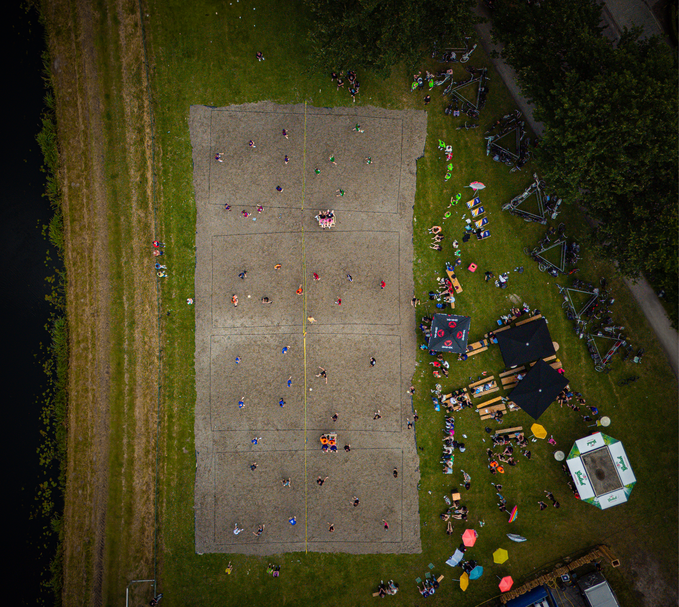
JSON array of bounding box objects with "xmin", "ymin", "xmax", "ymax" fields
[
  {"xmin": 496, "ymin": 318, "xmax": 555, "ymax": 368},
  {"xmin": 508, "ymin": 359, "xmax": 569, "ymax": 420},
  {"xmin": 427, "ymin": 313, "xmax": 471, "ymax": 354}
]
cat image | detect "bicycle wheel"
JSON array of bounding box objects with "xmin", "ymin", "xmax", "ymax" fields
[
  {"xmin": 538, "ymin": 263, "xmax": 547, "ymax": 272},
  {"xmin": 523, "ymin": 247, "xmax": 532, "ymax": 256},
  {"xmin": 594, "ymin": 364, "xmax": 605, "ymax": 372}
]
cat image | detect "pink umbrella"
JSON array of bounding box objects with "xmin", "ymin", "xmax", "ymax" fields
[
  {"xmin": 467, "ymin": 181, "xmax": 486, "ymax": 191},
  {"xmin": 462, "ymin": 529, "xmax": 478, "ymax": 547},
  {"xmin": 499, "ymin": 576, "xmax": 514, "ymax": 592}
]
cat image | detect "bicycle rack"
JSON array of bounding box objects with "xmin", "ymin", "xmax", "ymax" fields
[
  {"xmin": 502, "ymin": 173, "xmax": 552, "ymax": 224},
  {"xmin": 484, "ymin": 111, "xmax": 530, "ymax": 172},
  {"xmin": 558, "ymin": 285, "xmax": 599, "ymax": 319},
  {"xmin": 586, "ymin": 333, "xmax": 624, "ymax": 372},
  {"xmin": 533, "ymin": 238, "xmax": 567, "ymax": 274},
  {"xmin": 445, "ymin": 69, "xmax": 488, "ymax": 110}
]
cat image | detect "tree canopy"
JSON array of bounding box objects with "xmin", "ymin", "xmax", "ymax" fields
[
  {"xmin": 492, "ymin": 0, "xmax": 678, "ymax": 322},
  {"xmin": 303, "ymin": 0, "xmax": 476, "ymax": 73}
]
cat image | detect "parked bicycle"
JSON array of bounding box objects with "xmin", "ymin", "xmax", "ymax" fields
[{"xmin": 456, "ymin": 121, "xmax": 479, "ymax": 131}]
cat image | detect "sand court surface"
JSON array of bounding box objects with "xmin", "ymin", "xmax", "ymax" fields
[{"xmin": 191, "ymin": 102, "xmax": 427, "ymax": 554}]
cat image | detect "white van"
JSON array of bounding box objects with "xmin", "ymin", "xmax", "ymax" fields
[{"xmin": 577, "ymin": 572, "xmax": 621, "ymax": 607}]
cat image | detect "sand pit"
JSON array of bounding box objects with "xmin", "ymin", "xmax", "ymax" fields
[{"xmin": 191, "ymin": 102, "xmax": 427, "ymax": 554}]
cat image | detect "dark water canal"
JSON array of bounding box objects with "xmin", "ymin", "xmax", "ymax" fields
[{"xmin": 1, "ymin": 4, "xmax": 59, "ymax": 604}]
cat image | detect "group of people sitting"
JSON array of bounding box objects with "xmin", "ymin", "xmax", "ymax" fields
[
  {"xmin": 557, "ymin": 388, "xmax": 599, "ymax": 421},
  {"xmin": 441, "ymin": 416, "xmax": 468, "ymax": 474},
  {"xmin": 375, "ymin": 579, "xmax": 399, "ymax": 597},
  {"xmin": 428, "ymin": 225, "xmax": 446, "ymax": 251},
  {"xmin": 417, "ymin": 576, "xmax": 440, "ymax": 597},
  {"xmin": 442, "ymin": 388, "xmax": 473, "ymax": 412},
  {"xmin": 472, "ymin": 382, "xmax": 494, "ymax": 395},
  {"xmin": 440, "ymin": 501, "xmax": 469, "ymax": 531},
  {"xmin": 485, "ymin": 432, "xmax": 531, "ymax": 475},
  {"xmin": 496, "ymin": 303, "xmax": 537, "ymax": 325},
  {"xmin": 316, "ymin": 209, "xmax": 336, "ymax": 229}
]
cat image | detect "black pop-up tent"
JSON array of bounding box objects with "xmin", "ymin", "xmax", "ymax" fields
[
  {"xmin": 509, "ymin": 359, "xmax": 569, "ymax": 420},
  {"xmin": 428, "ymin": 313, "xmax": 471, "ymax": 353},
  {"xmin": 496, "ymin": 318, "xmax": 555, "ymax": 368}
]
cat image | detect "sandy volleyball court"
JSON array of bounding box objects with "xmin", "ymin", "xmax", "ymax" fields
[{"xmin": 191, "ymin": 102, "xmax": 426, "ymax": 554}]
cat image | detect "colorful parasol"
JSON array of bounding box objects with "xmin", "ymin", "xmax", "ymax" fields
[
  {"xmin": 493, "ymin": 548, "xmax": 509, "ymax": 564},
  {"xmin": 469, "ymin": 565, "xmax": 484, "ymax": 580},
  {"xmin": 499, "ymin": 576, "xmax": 514, "ymax": 592},
  {"xmin": 507, "ymin": 506, "xmax": 518, "ymax": 523},
  {"xmin": 530, "ymin": 423, "xmax": 548, "ymax": 439},
  {"xmin": 462, "ymin": 529, "xmax": 478, "ymax": 547}
]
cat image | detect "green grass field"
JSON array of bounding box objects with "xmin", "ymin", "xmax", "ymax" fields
[{"xmin": 139, "ymin": 1, "xmax": 678, "ymax": 605}]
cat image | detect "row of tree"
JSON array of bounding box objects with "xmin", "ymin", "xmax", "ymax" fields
[
  {"xmin": 490, "ymin": 0, "xmax": 678, "ymax": 324},
  {"xmin": 303, "ymin": 0, "xmax": 475, "ymax": 73}
]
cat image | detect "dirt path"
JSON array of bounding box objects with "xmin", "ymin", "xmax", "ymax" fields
[{"xmin": 44, "ymin": 0, "xmax": 159, "ymax": 604}]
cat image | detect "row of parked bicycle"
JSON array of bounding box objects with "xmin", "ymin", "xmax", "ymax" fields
[
  {"xmin": 519, "ymin": 218, "xmax": 644, "ymax": 373},
  {"xmin": 497, "ymin": 171, "xmax": 644, "ymax": 374}
]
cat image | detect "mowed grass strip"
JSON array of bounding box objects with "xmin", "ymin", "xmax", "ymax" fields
[
  {"xmin": 137, "ymin": 1, "xmax": 678, "ymax": 605},
  {"xmin": 46, "ymin": 0, "xmax": 159, "ymax": 603}
]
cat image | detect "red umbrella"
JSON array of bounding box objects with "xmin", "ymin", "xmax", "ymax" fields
[
  {"xmin": 499, "ymin": 576, "xmax": 514, "ymax": 592},
  {"xmin": 462, "ymin": 529, "xmax": 478, "ymax": 547}
]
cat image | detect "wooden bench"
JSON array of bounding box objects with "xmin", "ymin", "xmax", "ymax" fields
[
  {"xmin": 476, "ymin": 396, "xmax": 504, "ymax": 409},
  {"xmin": 437, "ymin": 575, "xmax": 445, "ymax": 583},
  {"xmin": 467, "ymin": 339, "xmax": 487, "ymax": 351},
  {"xmin": 515, "ymin": 313, "xmax": 543, "ymax": 326},
  {"xmin": 469, "ymin": 376, "xmax": 495, "ymax": 390},
  {"xmin": 499, "ymin": 366, "xmax": 525, "ymax": 378},
  {"xmin": 446, "ymin": 269, "xmax": 463, "ymax": 293},
  {"xmin": 502, "ymin": 375, "xmax": 522, "ymax": 387},
  {"xmin": 473, "ymin": 386, "xmax": 499, "ymax": 398},
  {"xmin": 465, "ymin": 345, "xmax": 488, "ymax": 357},
  {"xmin": 478, "ymin": 403, "xmax": 506, "ymax": 418},
  {"xmin": 529, "ymin": 356, "xmax": 562, "ymax": 371},
  {"xmin": 486, "ymin": 324, "xmax": 513, "ymax": 337},
  {"xmin": 452, "ymin": 492, "xmax": 461, "ymax": 502},
  {"xmin": 495, "ymin": 426, "xmax": 523, "ymax": 436},
  {"xmin": 469, "ymin": 378, "xmax": 499, "ymax": 398},
  {"xmin": 442, "ymin": 388, "xmax": 468, "ymax": 402}
]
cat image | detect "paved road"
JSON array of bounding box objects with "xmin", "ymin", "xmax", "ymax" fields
[{"xmin": 473, "ymin": 1, "xmax": 678, "ymax": 377}]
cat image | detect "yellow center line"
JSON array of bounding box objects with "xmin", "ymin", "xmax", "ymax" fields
[{"xmin": 301, "ymin": 100, "xmax": 308, "ymax": 553}]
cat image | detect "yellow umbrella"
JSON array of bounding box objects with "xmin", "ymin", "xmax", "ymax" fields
[
  {"xmin": 493, "ymin": 548, "xmax": 509, "ymax": 564},
  {"xmin": 460, "ymin": 572, "xmax": 469, "ymax": 591},
  {"xmin": 531, "ymin": 423, "xmax": 548, "ymax": 439}
]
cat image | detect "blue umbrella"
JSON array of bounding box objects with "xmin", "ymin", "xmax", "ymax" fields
[
  {"xmin": 507, "ymin": 533, "xmax": 527, "ymax": 542},
  {"xmin": 469, "ymin": 565, "xmax": 484, "ymax": 580}
]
